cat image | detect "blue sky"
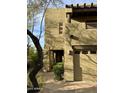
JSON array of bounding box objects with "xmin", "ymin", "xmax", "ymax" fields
[{"xmin": 34, "ymin": 0, "xmax": 97, "ymax": 48}]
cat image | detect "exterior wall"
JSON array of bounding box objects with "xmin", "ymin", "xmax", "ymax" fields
[
  {"xmin": 44, "ymin": 7, "xmax": 97, "ymax": 82},
  {"xmin": 80, "ymin": 54, "xmax": 97, "ymax": 82},
  {"xmin": 64, "ymin": 39, "xmax": 74, "ymax": 81},
  {"xmin": 45, "ymin": 8, "xmax": 66, "ymax": 49},
  {"xmin": 44, "ymin": 8, "xmax": 66, "ymax": 70},
  {"xmin": 64, "ymin": 15, "xmax": 97, "ymax": 82}
]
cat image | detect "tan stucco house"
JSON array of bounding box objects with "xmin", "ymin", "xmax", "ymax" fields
[{"xmin": 43, "ymin": 3, "xmax": 97, "ymax": 82}]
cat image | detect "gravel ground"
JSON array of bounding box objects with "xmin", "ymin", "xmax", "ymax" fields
[{"xmin": 42, "ymin": 72, "xmax": 97, "ymax": 93}]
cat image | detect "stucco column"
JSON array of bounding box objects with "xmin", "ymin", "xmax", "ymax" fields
[{"xmin": 73, "ymin": 50, "xmax": 82, "ymax": 81}]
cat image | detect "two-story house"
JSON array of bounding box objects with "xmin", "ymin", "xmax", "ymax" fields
[{"xmin": 44, "ymin": 3, "xmax": 97, "ymax": 82}]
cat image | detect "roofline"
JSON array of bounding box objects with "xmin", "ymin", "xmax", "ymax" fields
[{"xmin": 65, "ymin": 3, "xmax": 97, "ymax": 9}]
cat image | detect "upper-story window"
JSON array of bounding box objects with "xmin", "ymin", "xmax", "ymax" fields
[
  {"xmin": 85, "ymin": 20, "xmax": 97, "ymax": 29},
  {"xmin": 59, "ymin": 22, "xmax": 63, "ymax": 34}
]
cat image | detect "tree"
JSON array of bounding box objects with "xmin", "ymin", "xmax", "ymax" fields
[
  {"xmin": 27, "ymin": 29, "xmax": 43, "ymax": 89},
  {"xmin": 27, "ymin": 0, "xmax": 63, "ymax": 92}
]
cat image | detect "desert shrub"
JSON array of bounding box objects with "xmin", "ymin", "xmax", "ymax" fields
[
  {"xmin": 27, "ymin": 47, "xmax": 38, "ymax": 67},
  {"xmin": 53, "ymin": 62, "xmax": 64, "ymax": 80}
]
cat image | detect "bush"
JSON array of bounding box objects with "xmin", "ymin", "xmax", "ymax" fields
[
  {"xmin": 27, "ymin": 47, "xmax": 38, "ymax": 67},
  {"xmin": 53, "ymin": 62, "xmax": 64, "ymax": 80}
]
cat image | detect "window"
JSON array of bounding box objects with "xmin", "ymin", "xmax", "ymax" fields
[
  {"xmin": 59, "ymin": 22, "xmax": 63, "ymax": 34},
  {"xmin": 86, "ymin": 20, "xmax": 97, "ymax": 29}
]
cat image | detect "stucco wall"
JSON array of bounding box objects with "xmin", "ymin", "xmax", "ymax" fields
[
  {"xmin": 64, "ymin": 14, "xmax": 97, "ymax": 82},
  {"xmin": 44, "ymin": 8, "xmax": 97, "ymax": 82},
  {"xmin": 44, "ymin": 8, "xmax": 66, "ymax": 69},
  {"xmin": 45, "ymin": 8, "xmax": 66, "ymax": 50}
]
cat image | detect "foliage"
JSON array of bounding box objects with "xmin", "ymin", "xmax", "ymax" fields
[
  {"xmin": 53, "ymin": 62, "xmax": 64, "ymax": 80},
  {"xmin": 27, "ymin": 47, "xmax": 38, "ymax": 67}
]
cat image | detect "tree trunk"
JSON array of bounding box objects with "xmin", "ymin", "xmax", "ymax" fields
[{"xmin": 27, "ymin": 29, "xmax": 43, "ymax": 89}]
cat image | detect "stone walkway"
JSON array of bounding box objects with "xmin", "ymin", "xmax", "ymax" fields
[{"xmin": 41, "ymin": 72, "xmax": 97, "ymax": 93}]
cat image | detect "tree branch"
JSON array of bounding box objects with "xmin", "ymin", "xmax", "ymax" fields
[
  {"xmin": 27, "ymin": 29, "xmax": 43, "ymax": 65},
  {"xmin": 27, "ymin": 29, "xmax": 43, "ymax": 89},
  {"xmin": 39, "ymin": 0, "xmax": 52, "ymax": 40}
]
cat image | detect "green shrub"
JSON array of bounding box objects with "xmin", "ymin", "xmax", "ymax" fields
[
  {"xmin": 27, "ymin": 47, "xmax": 38, "ymax": 67},
  {"xmin": 53, "ymin": 62, "xmax": 64, "ymax": 80}
]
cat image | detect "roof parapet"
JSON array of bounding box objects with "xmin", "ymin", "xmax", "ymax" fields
[{"xmin": 65, "ymin": 3, "xmax": 97, "ymax": 8}]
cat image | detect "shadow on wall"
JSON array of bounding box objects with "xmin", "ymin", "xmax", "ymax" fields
[{"xmin": 65, "ymin": 25, "xmax": 96, "ymax": 46}]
